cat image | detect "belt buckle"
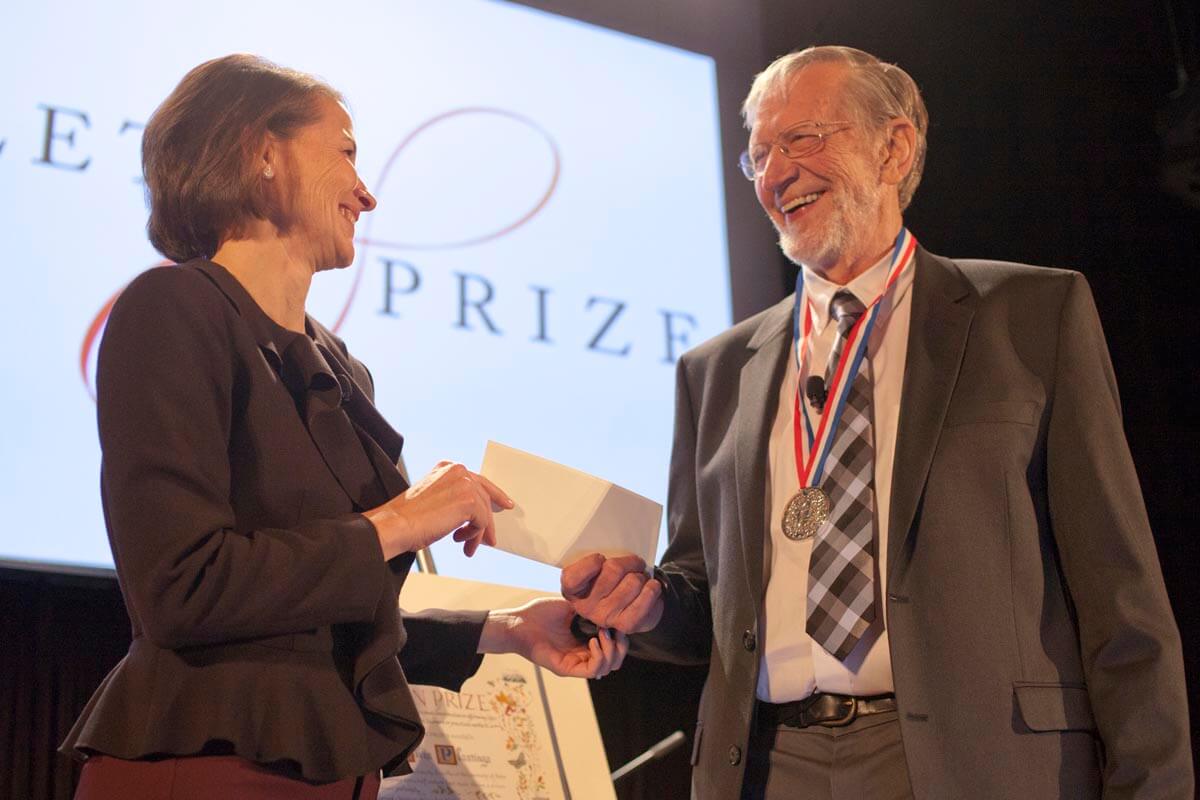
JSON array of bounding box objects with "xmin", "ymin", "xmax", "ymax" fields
[{"xmin": 824, "ymin": 696, "xmax": 858, "ymax": 727}]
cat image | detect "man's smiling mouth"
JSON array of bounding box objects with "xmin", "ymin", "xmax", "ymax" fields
[{"xmin": 780, "ymin": 191, "xmax": 823, "ymax": 215}]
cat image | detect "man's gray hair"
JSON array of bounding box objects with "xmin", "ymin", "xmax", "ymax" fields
[{"xmin": 742, "ymin": 46, "xmax": 929, "ymax": 211}]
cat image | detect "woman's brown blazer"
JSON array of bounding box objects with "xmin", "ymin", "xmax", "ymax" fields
[{"xmin": 62, "ymin": 260, "xmax": 484, "ymax": 782}]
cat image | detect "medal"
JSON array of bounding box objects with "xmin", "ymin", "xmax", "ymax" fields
[
  {"xmin": 782, "ymin": 487, "xmax": 830, "ymax": 540},
  {"xmin": 782, "ymin": 228, "xmax": 917, "ymax": 542}
]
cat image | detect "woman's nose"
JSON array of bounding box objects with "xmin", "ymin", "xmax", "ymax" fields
[{"xmin": 355, "ymin": 182, "xmax": 377, "ymax": 212}]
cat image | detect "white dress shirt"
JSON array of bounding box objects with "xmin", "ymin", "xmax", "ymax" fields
[{"xmin": 756, "ymin": 247, "xmax": 915, "ymax": 702}]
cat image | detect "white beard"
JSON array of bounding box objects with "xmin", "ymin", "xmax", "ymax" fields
[{"xmin": 776, "ymin": 173, "xmax": 885, "ymax": 272}]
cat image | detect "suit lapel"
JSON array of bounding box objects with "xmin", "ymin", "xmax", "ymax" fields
[
  {"xmin": 313, "ymin": 337, "xmax": 410, "ymax": 500},
  {"xmin": 279, "ymin": 335, "xmax": 391, "ymax": 510},
  {"xmin": 735, "ymin": 297, "xmax": 793, "ymax": 605},
  {"xmin": 888, "ymin": 249, "xmax": 976, "ymax": 581},
  {"xmin": 348, "ymin": 411, "xmax": 410, "ymax": 501}
]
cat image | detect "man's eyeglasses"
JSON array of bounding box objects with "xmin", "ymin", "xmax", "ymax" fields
[{"xmin": 738, "ymin": 121, "xmax": 853, "ymax": 180}]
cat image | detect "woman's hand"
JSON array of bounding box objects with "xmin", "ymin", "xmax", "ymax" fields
[
  {"xmin": 478, "ymin": 597, "xmax": 628, "ymax": 679},
  {"xmin": 364, "ymin": 461, "xmax": 513, "ymax": 560}
]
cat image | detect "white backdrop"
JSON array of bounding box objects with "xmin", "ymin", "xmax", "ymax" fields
[{"xmin": 0, "ymin": 0, "xmax": 731, "ymax": 591}]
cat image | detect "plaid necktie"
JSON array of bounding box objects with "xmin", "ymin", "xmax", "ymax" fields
[{"xmin": 806, "ymin": 290, "xmax": 877, "ymax": 660}]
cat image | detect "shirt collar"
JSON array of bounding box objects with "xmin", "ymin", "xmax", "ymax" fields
[{"xmin": 800, "ymin": 248, "xmax": 894, "ymax": 335}]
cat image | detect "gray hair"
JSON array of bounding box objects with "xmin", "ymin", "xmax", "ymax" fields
[{"xmin": 742, "ymin": 46, "xmax": 928, "ymax": 211}]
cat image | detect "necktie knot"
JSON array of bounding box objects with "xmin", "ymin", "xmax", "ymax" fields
[{"xmin": 830, "ymin": 290, "xmax": 866, "ymax": 336}]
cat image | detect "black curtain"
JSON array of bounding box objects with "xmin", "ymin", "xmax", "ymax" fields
[{"xmin": 1, "ymin": 571, "xmax": 130, "ymax": 800}]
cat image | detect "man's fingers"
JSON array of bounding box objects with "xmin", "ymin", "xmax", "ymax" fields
[
  {"xmin": 611, "ymin": 578, "xmax": 663, "ymax": 633},
  {"xmin": 591, "ymin": 571, "xmax": 650, "ymax": 627},
  {"xmin": 561, "ymin": 553, "xmax": 606, "ymax": 600},
  {"xmin": 603, "ymin": 554, "xmax": 649, "ymax": 575},
  {"xmin": 587, "ymin": 555, "xmax": 649, "ymax": 605}
]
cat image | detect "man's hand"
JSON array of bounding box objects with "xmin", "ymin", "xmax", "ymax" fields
[
  {"xmin": 561, "ymin": 553, "xmax": 664, "ymax": 634},
  {"xmin": 478, "ymin": 598, "xmax": 627, "ymax": 679}
]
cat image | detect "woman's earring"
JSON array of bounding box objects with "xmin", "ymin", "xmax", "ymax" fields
[{"xmin": 263, "ymin": 165, "xmax": 274, "ymax": 179}]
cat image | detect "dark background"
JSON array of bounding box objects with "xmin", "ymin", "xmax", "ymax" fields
[{"xmin": 3, "ymin": 1, "xmax": 1196, "ymax": 798}]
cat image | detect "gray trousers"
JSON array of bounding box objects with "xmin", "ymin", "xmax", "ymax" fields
[{"xmin": 740, "ymin": 711, "xmax": 913, "ymax": 800}]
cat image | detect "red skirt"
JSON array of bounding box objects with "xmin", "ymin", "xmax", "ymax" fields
[{"xmin": 75, "ymin": 754, "xmax": 381, "ymax": 800}]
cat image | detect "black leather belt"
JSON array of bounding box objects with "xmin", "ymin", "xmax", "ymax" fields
[{"xmin": 756, "ymin": 692, "xmax": 897, "ymax": 729}]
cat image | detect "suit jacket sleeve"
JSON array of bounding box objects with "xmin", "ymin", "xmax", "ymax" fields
[
  {"xmin": 97, "ymin": 268, "xmax": 391, "ymax": 650},
  {"xmin": 630, "ymin": 355, "xmax": 715, "ymax": 665},
  {"xmin": 1046, "ymin": 274, "xmax": 1192, "ymax": 798}
]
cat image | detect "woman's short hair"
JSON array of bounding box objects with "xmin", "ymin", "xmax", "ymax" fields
[
  {"xmin": 142, "ymin": 54, "xmax": 342, "ymax": 262},
  {"xmin": 741, "ymin": 46, "xmax": 929, "ymax": 211}
]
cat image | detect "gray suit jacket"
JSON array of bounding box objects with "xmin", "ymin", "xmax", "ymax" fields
[{"xmin": 632, "ymin": 248, "xmax": 1192, "ymax": 799}]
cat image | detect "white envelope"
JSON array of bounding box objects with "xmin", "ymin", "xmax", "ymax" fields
[{"xmin": 479, "ymin": 441, "xmax": 661, "ymax": 567}]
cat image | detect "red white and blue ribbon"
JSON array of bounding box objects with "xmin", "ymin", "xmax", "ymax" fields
[{"xmin": 791, "ymin": 228, "xmax": 917, "ymax": 490}]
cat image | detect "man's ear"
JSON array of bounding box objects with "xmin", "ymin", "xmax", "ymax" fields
[{"xmin": 879, "ymin": 117, "xmax": 917, "ymax": 187}]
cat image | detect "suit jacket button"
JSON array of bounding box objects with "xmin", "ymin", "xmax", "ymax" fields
[
  {"xmin": 728, "ymin": 745, "xmax": 742, "ymax": 765},
  {"xmin": 742, "ymin": 630, "xmax": 756, "ymax": 652}
]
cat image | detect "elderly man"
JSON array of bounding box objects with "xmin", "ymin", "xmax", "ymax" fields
[{"xmin": 564, "ymin": 46, "xmax": 1192, "ymax": 799}]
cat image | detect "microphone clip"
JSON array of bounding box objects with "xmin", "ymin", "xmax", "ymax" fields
[{"xmin": 805, "ymin": 375, "xmax": 828, "ymax": 412}]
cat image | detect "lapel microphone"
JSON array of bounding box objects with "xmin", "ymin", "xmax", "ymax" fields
[{"xmin": 805, "ymin": 375, "xmax": 828, "ymax": 412}]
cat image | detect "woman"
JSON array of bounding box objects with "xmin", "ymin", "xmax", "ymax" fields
[{"xmin": 61, "ymin": 54, "xmax": 625, "ymax": 799}]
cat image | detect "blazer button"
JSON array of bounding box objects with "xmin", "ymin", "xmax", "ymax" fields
[
  {"xmin": 728, "ymin": 745, "xmax": 742, "ymax": 766},
  {"xmin": 742, "ymin": 630, "xmax": 756, "ymax": 652}
]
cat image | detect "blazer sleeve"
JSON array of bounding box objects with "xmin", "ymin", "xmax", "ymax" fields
[
  {"xmin": 97, "ymin": 268, "xmax": 391, "ymax": 650},
  {"xmin": 399, "ymin": 609, "xmax": 488, "ymax": 690},
  {"xmin": 1045, "ymin": 274, "xmax": 1193, "ymax": 798},
  {"xmin": 313, "ymin": 311, "xmax": 489, "ymax": 690},
  {"xmin": 629, "ymin": 355, "xmax": 714, "ymax": 665}
]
